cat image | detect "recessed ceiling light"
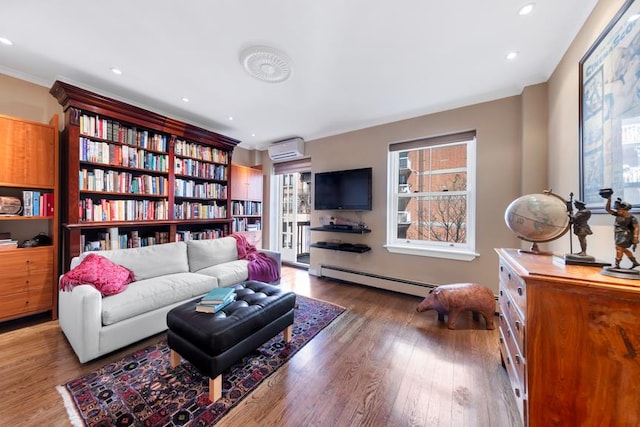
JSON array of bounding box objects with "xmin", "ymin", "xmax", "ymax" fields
[
  {"xmin": 518, "ymin": 3, "xmax": 535, "ymax": 16},
  {"xmin": 0, "ymin": 37, "xmax": 13, "ymax": 46},
  {"xmin": 228, "ymin": 116, "xmax": 234, "ymax": 121},
  {"xmin": 182, "ymin": 97, "xmax": 189, "ymax": 103},
  {"xmin": 110, "ymin": 68, "xmax": 122, "ymax": 75},
  {"xmin": 507, "ymin": 51, "xmax": 519, "ymax": 60},
  {"xmin": 629, "ymin": 13, "xmax": 640, "ymax": 23},
  {"xmin": 251, "ymin": 133, "xmax": 256, "ymax": 137}
]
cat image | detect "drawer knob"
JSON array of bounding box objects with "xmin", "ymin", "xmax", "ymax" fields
[
  {"xmin": 515, "ymin": 354, "xmax": 521, "ymax": 365},
  {"xmin": 515, "ymin": 320, "xmax": 521, "ymax": 331},
  {"xmin": 500, "ymin": 266, "xmax": 504, "ymax": 273},
  {"xmin": 499, "ymin": 337, "xmax": 504, "ymax": 344},
  {"xmin": 517, "ymin": 287, "xmax": 523, "ymax": 296},
  {"xmin": 508, "ymin": 273, "xmax": 511, "ymax": 280},
  {"xmin": 499, "ymin": 290, "xmax": 503, "ymax": 296},
  {"xmin": 515, "ymin": 388, "xmax": 521, "ymax": 398}
]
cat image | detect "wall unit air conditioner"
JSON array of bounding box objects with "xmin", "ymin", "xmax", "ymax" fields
[{"xmin": 268, "ymin": 137, "xmax": 305, "ymax": 162}]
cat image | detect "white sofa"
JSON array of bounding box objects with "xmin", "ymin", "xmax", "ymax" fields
[{"xmin": 58, "ymin": 237, "xmax": 281, "ymax": 363}]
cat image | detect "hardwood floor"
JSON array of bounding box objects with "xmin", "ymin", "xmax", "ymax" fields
[{"xmin": 0, "ymin": 267, "xmax": 521, "ymax": 427}]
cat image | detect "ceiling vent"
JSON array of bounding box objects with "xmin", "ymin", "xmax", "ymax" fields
[{"xmin": 268, "ymin": 137, "xmax": 305, "ymax": 162}]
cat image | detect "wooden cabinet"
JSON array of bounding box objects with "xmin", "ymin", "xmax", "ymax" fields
[
  {"xmin": 0, "ymin": 114, "xmax": 59, "ymax": 322},
  {"xmin": 230, "ymin": 164, "xmax": 263, "ymax": 248},
  {"xmin": 50, "ymin": 81, "xmax": 239, "ymax": 271},
  {"xmin": 0, "ymin": 248, "xmax": 54, "ymax": 320},
  {"xmin": 496, "ymin": 248, "xmax": 640, "ymax": 427}
]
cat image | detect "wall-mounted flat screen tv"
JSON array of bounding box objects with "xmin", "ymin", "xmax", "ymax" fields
[{"xmin": 314, "ymin": 167, "xmax": 372, "ymax": 211}]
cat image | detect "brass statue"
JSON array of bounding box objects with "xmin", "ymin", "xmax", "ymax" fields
[{"xmin": 601, "ymin": 189, "xmax": 640, "ymax": 269}]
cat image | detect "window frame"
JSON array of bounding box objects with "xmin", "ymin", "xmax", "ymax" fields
[{"xmin": 385, "ymin": 133, "xmax": 478, "ymax": 261}]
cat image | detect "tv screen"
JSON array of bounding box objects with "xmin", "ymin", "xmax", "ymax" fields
[{"xmin": 314, "ymin": 167, "xmax": 372, "ymax": 211}]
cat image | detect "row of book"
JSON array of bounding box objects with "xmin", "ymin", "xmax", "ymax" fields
[
  {"xmin": 231, "ymin": 200, "xmax": 262, "ymax": 216},
  {"xmin": 174, "ymin": 139, "xmax": 229, "ymax": 164},
  {"xmin": 79, "ymin": 114, "xmax": 168, "ymax": 151},
  {"xmin": 174, "ymin": 158, "xmax": 227, "ymax": 180},
  {"xmin": 195, "ymin": 287, "xmax": 235, "ymax": 313},
  {"xmin": 175, "ymin": 228, "xmax": 226, "ymax": 241},
  {"xmin": 81, "ymin": 229, "xmax": 170, "ymax": 252},
  {"xmin": 173, "ymin": 202, "xmax": 227, "ymax": 220},
  {"xmin": 80, "ymin": 138, "xmax": 169, "ymax": 171},
  {"xmin": 80, "ymin": 168, "xmax": 168, "ymax": 195},
  {"xmin": 79, "ymin": 198, "xmax": 169, "ymax": 222},
  {"xmin": 174, "ymin": 179, "xmax": 227, "ymax": 199},
  {"xmin": 23, "ymin": 191, "xmax": 54, "ymax": 217},
  {"xmin": 231, "ymin": 217, "xmax": 261, "ymax": 233}
]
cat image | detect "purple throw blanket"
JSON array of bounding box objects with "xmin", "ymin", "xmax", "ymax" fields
[{"xmin": 231, "ymin": 234, "xmax": 280, "ymax": 283}]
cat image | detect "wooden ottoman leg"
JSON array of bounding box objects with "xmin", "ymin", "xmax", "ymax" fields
[
  {"xmin": 209, "ymin": 374, "xmax": 222, "ymax": 402},
  {"xmin": 170, "ymin": 349, "xmax": 182, "ymax": 368},
  {"xmin": 283, "ymin": 325, "xmax": 293, "ymax": 344}
]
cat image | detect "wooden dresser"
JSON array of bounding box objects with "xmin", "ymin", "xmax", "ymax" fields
[{"xmin": 496, "ymin": 248, "xmax": 640, "ymax": 427}]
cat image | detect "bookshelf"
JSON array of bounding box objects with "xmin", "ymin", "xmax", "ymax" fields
[
  {"xmin": 0, "ymin": 113, "xmax": 60, "ymax": 322},
  {"xmin": 230, "ymin": 164, "xmax": 263, "ymax": 248},
  {"xmin": 50, "ymin": 81, "xmax": 239, "ymax": 271}
]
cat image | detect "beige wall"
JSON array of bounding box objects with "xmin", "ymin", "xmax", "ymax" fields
[
  {"xmin": 0, "ymin": 74, "xmax": 62, "ymax": 127},
  {"xmin": 548, "ymin": 0, "xmax": 627, "ymax": 263},
  {"xmin": 304, "ymin": 96, "xmax": 525, "ymax": 292}
]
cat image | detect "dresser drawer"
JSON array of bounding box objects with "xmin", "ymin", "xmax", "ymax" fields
[
  {"xmin": 499, "ymin": 312, "xmax": 526, "ymax": 393},
  {"xmin": 499, "ymin": 260, "xmax": 526, "ymax": 316},
  {"xmin": 499, "ymin": 288, "xmax": 526, "ymax": 355},
  {"xmin": 499, "ymin": 327, "xmax": 527, "ymax": 425}
]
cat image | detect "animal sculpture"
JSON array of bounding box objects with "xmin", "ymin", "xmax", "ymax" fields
[{"xmin": 416, "ymin": 283, "xmax": 496, "ymax": 330}]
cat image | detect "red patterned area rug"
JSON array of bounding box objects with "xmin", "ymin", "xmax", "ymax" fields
[{"xmin": 57, "ymin": 295, "xmax": 344, "ymax": 426}]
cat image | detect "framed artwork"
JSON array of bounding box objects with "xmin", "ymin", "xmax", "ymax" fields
[{"xmin": 579, "ymin": 0, "xmax": 640, "ymax": 212}]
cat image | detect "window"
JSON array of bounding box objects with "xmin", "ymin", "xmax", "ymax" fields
[{"xmin": 386, "ymin": 131, "xmax": 478, "ymax": 260}]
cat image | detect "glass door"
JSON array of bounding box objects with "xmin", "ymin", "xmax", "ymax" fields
[{"xmin": 276, "ymin": 172, "xmax": 311, "ymax": 265}]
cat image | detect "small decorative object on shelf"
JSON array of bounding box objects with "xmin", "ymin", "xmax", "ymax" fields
[{"xmin": 600, "ymin": 188, "xmax": 640, "ymax": 279}]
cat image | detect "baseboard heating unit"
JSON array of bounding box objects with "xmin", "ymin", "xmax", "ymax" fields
[{"xmin": 319, "ymin": 265, "xmax": 435, "ymax": 297}]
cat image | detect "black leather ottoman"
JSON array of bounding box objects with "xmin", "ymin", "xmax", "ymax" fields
[{"xmin": 167, "ymin": 280, "xmax": 296, "ymax": 402}]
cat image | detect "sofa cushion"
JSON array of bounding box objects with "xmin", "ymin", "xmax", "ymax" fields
[
  {"xmin": 196, "ymin": 260, "xmax": 250, "ymax": 287},
  {"xmin": 60, "ymin": 253, "xmax": 135, "ymax": 296},
  {"xmin": 187, "ymin": 238, "xmax": 239, "ymax": 272},
  {"xmin": 73, "ymin": 242, "xmax": 190, "ymax": 281},
  {"xmin": 101, "ymin": 272, "xmax": 218, "ymax": 325}
]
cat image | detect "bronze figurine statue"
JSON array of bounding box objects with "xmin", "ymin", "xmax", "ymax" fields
[
  {"xmin": 601, "ymin": 190, "xmax": 640, "ymax": 269},
  {"xmin": 571, "ymin": 199, "xmax": 593, "ymax": 257}
]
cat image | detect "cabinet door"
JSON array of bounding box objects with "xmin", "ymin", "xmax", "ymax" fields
[
  {"xmin": 247, "ymin": 168, "xmax": 263, "ymax": 201},
  {"xmin": 0, "ymin": 116, "xmax": 56, "ymax": 187},
  {"xmin": 26, "ymin": 248, "xmax": 54, "ymax": 311},
  {"xmin": 230, "ymin": 164, "xmax": 249, "ymax": 200},
  {"xmin": 0, "ymin": 250, "xmax": 30, "ymax": 296}
]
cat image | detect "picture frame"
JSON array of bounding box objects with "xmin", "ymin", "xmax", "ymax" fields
[{"xmin": 579, "ymin": 0, "xmax": 640, "ymax": 212}]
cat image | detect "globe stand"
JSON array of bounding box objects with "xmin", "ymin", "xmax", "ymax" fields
[{"xmin": 518, "ymin": 242, "xmax": 553, "ymax": 255}]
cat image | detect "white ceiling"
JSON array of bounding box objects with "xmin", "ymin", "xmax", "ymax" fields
[{"xmin": 0, "ymin": 1, "xmax": 598, "ymax": 150}]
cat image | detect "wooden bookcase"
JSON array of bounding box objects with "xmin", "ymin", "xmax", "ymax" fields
[
  {"xmin": 50, "ymin": 81, "xmax": 239, "ymax": 271},
  {"xmin": 230, "ymin": 164, "xmax": 263, "ymax": 248},
  {"xmin": 0, "ymin": 113, "xmax": 60, "ymax": 321}
]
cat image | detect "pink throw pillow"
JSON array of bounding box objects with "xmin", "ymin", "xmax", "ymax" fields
[{"xmin": 60, "ymin": 253, "xmax": 135, "ymax": 296}]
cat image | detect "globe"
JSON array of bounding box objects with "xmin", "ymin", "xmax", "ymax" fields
[{"xmin": 504, "ymin": 192, "xmax": 570, "ymax": 252}]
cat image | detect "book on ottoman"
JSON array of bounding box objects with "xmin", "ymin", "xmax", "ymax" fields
[
  {"xmin": 195, "ymin": 298, "xmax": 234, "ymax": 313},
  {"xmin": 200, "ymin": 287, "xmax": 235, "ymax": 305}
]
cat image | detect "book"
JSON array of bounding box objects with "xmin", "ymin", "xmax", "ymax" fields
[
  {"xmin": 200, "ymin": 287, "xmax": 235, "ymax": 305},
  {"xmin": 195, "ymin": 298, "xmax": 234, "ymax": 314}
]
